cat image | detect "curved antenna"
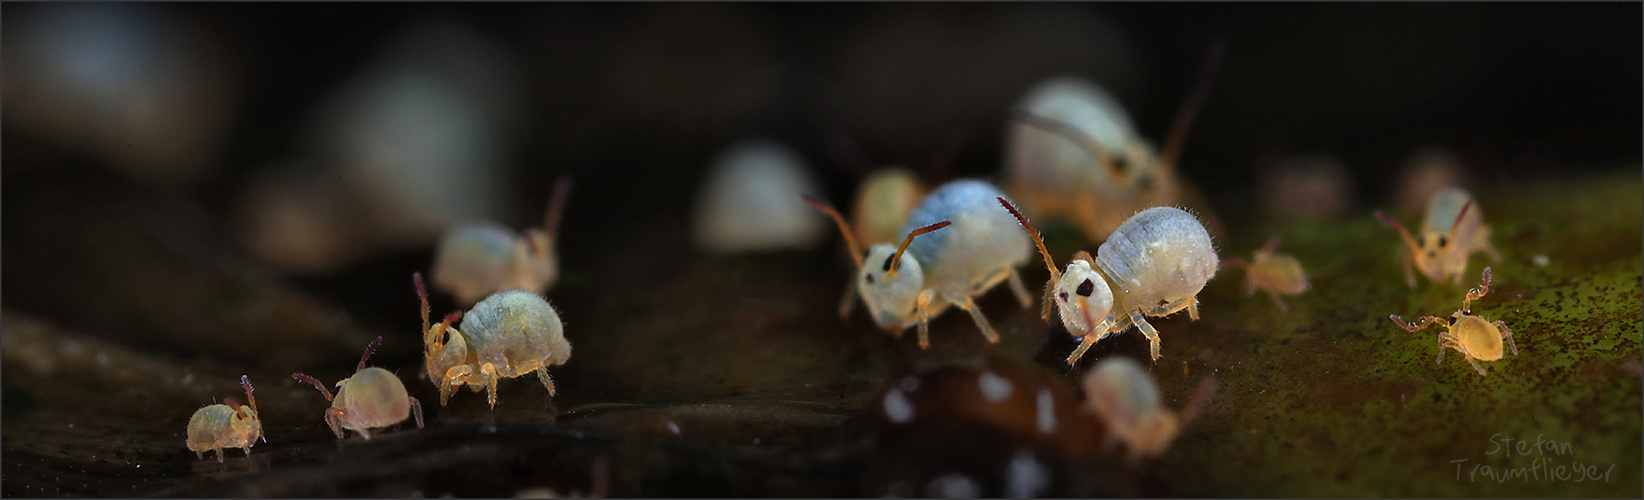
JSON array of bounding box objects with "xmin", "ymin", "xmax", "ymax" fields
[
  {"xmin": 1158, "ymin": 38, "xmax": 1227, "ymax": 173},
  {"xmin": 1010, "ymin": 109, "xmax": 1126, "ymax": 180},
  {"xmin": 997, "ymin": 197, "xmax": 1062, "ymax": 282},
  {"xmin": 291, "ymin": 373, "xmax": 334, "ymax": 402},
  {"xmin": 885, "ymin": 221, "xmax": 951, "ymax": 278},
  {"xmin": 1445, "ymin": 197, "xmax": 1474, "ymax": 242},
  {"xmin": 413, "ymin": 273, "xmax": 431, "ymax": 334},
  {"xmin": 544, "ymin": 174, "xmax": 574, "ymax": 239},
  {"xmin": 433, "ymin": 311, "xmax": 462, "ymax": 346},
  {"xmin": 802, "ymin": 194, "xmax": 864, "ymax": 268},
  {"xmin": 1373, "ymin": 209, "xmax": 1421, "ymax": 255},
  {"xmin": 358, "ymin": 336, "xmax": 383, "ymax": 372},
  {"xmin": 240, "ymin": 375, "xmax": 258, "ymax": 414},
  {"xmin": 1464, "ymin": 266, "xmax": 1492, "ymax": 312}
]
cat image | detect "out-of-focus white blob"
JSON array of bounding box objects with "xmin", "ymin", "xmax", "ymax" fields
[
  {"xmin": 693, "ymin": 140, "xmax": 828, "ymax": 254},
  {"xmin": 1002, "ymin": 448, "xmax": 1051, "ymax": 498},
  {"xmin": 237, "ymin": 19, "xmax": 527, "ymax": 275},
  {"xmin": 2, "ymin": 3, "xmax": 237, "ymax": 187},
  {"xmin": 305, "ymin": 19, "xmax": 527, "ymax": 247},
  {"xmin": 1257, "ymin": 153, "xmax": 1355, "ymax": 223},
  {"xmin": 925, "ymin": 472, "xmax": 982, "ymax": 499},
  {"xmin": 1082, "ymin": 357, "xmax": 1216, "ymax": 463},
  {"xmin": 1394, "ymin": 145, "xmax": 1470, "ymax": 217}
]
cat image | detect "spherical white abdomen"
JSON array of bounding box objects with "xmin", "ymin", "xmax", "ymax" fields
[
  {"xmin": 899, "ymin": 180, "xmax": 1031, "ymax": 294},
  {"xmin": 461, "ymin": 290, "xmax": 570, "ymax": 369},
  {"xmin": 1095, "ymin": 206, "xmax": 1217, "ymax": 307}
]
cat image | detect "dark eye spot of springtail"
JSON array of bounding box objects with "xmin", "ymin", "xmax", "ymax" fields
[
  {"xmin": 1058, "ymin": 292, "xmax": 1069, "ymax": 302},
  {"xmin": 1076, "ymin": 279, "xmax": 1095, "ymax": 297},
  {"xmin": 1437, "ymin": 236, "xmax": 1449, "ymax": 247},
  {"xmin": 865, "ymin": 274, "xmax": 876, "ymax": 285},
  {"xmin": 882, "ymin": 255, "xmax": 895, "ymax": 272},
  {"xmin": 1448, "ymin": 316, "xmax": 1457, "ymax": 325}
]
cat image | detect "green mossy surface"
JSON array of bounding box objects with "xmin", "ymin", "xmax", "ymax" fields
[{"xmin": 1161, "ymin": 170, "xmax": 1642, "ymax": 497}]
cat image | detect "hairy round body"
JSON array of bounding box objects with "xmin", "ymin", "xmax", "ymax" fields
[
  {"xmin": 898, "ymin": 180, "xmax": 1032, "ymax": 296},
  {"xmin": 851, "ymin": 167, "xmax": 927, "ymax": 246},
  {"xmin": 186, "ymin": 405, "xmax": 259, "ymax": 457},
  {"xmin": 419, "ymin": 272, "xmax": 571, "ymax": 407},
  {"xmin": 295, "ymin": 338, "xmax": 423, "ymax": 439},
  {"xmin": 1450, "ymin": 314, "xmax": 1506, "ymax": 361},
  {"xmin": 840, "ymin": 179, "xmax": 1035, "ymax": 348},
  {"xmin": 997, "ymin": 197, "xmax": 1215, "ymax": 364},
  {"xmin": 184, "ymin": 376, "xmax": 262, "ymax": 462},
  {"xmin": 333, "ymin": 367, "xmax": 415, "ymax": 433},
  {"xmin": 1416, "ymin": 188, "xmax": 1490, "ymax": 281},
  {"xmin": 1095, "ymin": 206, "xmax": 1218, "ymax": 318},
  {"xmin": 460, "ymin": 290, "xmax": 571, "ymax": 372},
  {"xmin": 1388, "ymin": 267, "xmax": 1519, "ymax": 376}
]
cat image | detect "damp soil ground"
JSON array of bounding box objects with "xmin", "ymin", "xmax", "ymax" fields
[{"xmin": 3, "ymin": 162, "xmax": 1638, "ymax": 497}]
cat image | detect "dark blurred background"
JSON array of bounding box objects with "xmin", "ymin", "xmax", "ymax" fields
[
  {"xmin": 167, "ymin": 2, "xmax": 1644, "ymax": 176},
  {"xmin": 5, "ymin": 0, "xmax": 1640, "ymax": 365},
  {"xmin": 6, "ymin": 0, "xmax": 1640, "ymax": 347},
  {"xmin": 12, "ymin": 4, "xmax": 1640, "ymax": 195}
]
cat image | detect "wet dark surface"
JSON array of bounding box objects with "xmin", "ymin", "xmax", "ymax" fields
[{"xmin": 4, "ymin": 3, "xmax": 1641, "ymax": 498}]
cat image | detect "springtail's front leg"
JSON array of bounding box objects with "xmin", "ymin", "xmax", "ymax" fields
[{"xmin": 914, "ymin": 289, "xmax": 936, "ymax": 349}]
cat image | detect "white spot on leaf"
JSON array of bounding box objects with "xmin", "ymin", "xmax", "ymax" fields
[
  {"xmin": 1036, "ymin": 389, "xmax": 1057, "ymax": 434},
  {"xmin": 1004, "ymin": 448, "xmax": 1050, "ymax": 498},
  {"xmin": 883, "ymin": 389, "xmax": 915, "ymax": 424},
  {"xmin": 926, "ymin": 473, "xmax": 980, "ymax": 498},
  {"xmin": 978, "ymin": 371, "xmax": 1013, "ymax": 402}
]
